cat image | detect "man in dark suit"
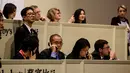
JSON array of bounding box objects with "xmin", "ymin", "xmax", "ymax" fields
[
  {"xmin": 14, "ymin": 7, "xmax": 39, "ymax": 57},
  {"xmin": 39, "ymin": 34, "xmax": 65, "ymax": 59},
  {"xmin": 92, "ymin": 39, "xmax": 117, "ymax": 60}
]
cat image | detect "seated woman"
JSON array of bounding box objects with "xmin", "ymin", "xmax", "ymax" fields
[
  {"xmin": 68, "ymin": 8, "xmax": 86, "ymax": 23},
  {"xmin": 3, "ymin": 3, "xmax": 17, "ymax": 19},
  {"xmin": 66, "ymin": 38, "xmax": 91, "ymax": 59},
  {"xmin": 111, "ymin": 5, "xmax": 130, "ymax": 55},
  {"xmin": 13, "ymin": 35, "xmax": 39, "ymax": 59},
  {"xmin": 47, "ymin": 8, "xmax": 61, "ymax": 22}
]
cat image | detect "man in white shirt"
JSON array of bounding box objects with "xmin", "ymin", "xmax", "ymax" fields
[{"xmin": 14, "ymin": 7, "xmax": 39, "ymax": 58}]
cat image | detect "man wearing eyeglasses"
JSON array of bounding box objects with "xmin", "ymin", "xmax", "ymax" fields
[
  {"xmin": 39, "ymin": 34, "xmax": 65, "ymax": 59},
  {"xmin": 92, "ymin": 39, "xmax": 117, "ymax": 60},
  {"xmin": 30, "ymin": 5, "xmax": 46, "ymax": 21},
  {"xmin": 14, "ymin": 7, "xmax": 39, "ymax": 58}
]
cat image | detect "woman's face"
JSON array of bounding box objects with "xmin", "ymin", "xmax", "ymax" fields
[
  {"xmin": 79, "ymin": 46, "xmax": 89, "ymax": 58},
  {"xmin": 9, "ymin": 11, "xmax": 16, "ymax": 19},
  {"xmin": 54, "ymin": 10, "xmax": 61, "ymax": 21},
  {"xmin": 79, "ymin": 10, "xmax": 85, "ymax": 22},
  {"xmin": 118, "ymin": 7, "xmax": 127, "ymax": 18}
]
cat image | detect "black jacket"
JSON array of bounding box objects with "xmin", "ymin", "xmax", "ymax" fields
[
  {"xmin": 39, "ymin": 48, "xmax": 65, "ymax": 59},
  {"xmin": 13, "ymin": 52, "xmax": 24, "ymax": 59},
  {"xmin": 111, "ymin": 16, "xmax": 129, "ymax": 26},
  {"xmin": 66, "ymin": 53, "xmax": 89, "ymax": 59},
  {"xmin": 92, "ymin": 50, "xmax": 110, "ymax": 60},
  {"xmin": 14, "ymin": 24, "xmax": 39, "ymax": 57}
]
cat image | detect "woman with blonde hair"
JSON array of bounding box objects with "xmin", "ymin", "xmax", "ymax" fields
[
  {"xmin": 111, "ymin": 5, "xmax": 130, "ymax": 55},
  {"xmin": 47, "ymin": 8, "xmax": 61, "ymax": 22}
]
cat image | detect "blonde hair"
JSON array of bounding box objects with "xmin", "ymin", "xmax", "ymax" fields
[
  {"xmin": 118, "ymin": 5, "xmax": 127, "ymax": 12},
  {"xmin": 47, "ymin": 8, "xmax": 60, "ymax": 21}
]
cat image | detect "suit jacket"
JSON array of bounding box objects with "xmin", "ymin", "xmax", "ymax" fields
[
  {"xmin": 111, "ymin": 16, "xmax": 129, "ymax": 26},
  {"xmin": 91, "ymin": 50, "xmax": 110, "ymax": 60},
  {"xmin": 13, "ymin": 52, "xmax": 24, "ymax": 59},
  {"xmin": 14, "ymin": 24, "xmax": 39, "ymax": 57},
  {"xmin": 39, "ymin": 48, "xmax": 65, "ymax": 59}
]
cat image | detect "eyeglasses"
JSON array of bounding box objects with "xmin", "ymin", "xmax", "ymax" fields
[
  {"xmin": 103, "ymin": 46, "xmax": 110, "ymax": 49},
  {"xmin": 26, "ymin": 13, "xmax": 35, "ymax": 16},
  {"xmin": 52, "ymin": 41, "xmax": 63, "ymax": 45}
]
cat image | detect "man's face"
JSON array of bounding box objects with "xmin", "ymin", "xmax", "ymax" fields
[
  {"xmin": 100, "ymin": 44, "xmax": 110, "ymax": 56},
  {"xmin": 51, "ymin": 36, "xmax": 63, "ymax": 50},
  {"xmin": 0, "ymin": 17, "xmax": 4, "ymax": 31},
  {"xmin": 34, "ymin": 8, "xmax": 41, "ymax": 21},
  {"xmin": 23, "ymin": 9, "xmax": 35, "ymax": 23}
]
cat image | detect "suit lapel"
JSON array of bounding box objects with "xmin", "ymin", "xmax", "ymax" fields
[{"xmin": 22, "ymin": 24, "xmax": 30, "ymax": 34}]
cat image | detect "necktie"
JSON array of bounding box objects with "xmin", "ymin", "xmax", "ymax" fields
[{"xmin": 30, "ymin": 29, "xmax": 34, "ymax": 34}]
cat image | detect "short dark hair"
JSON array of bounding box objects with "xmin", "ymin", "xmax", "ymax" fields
[
  {"xmin": 94, "ymin": 39, "xmax": 108, "ymax": 52},
  {"xmin": 49, "ymin": 34, "xmax": 62, "ymax": 43},
  {"xmin": 74, "ymin": 8, "xmax": 86, "ymax": 23},
  {"xmin": 21, "ymin": 7, "xmax": 34, "ymax": 18},
  {"xmin": 20, "ymin": 35, "xmax": 39, "ymax": 52},
  {"xmin": 3, "ymin": 3, "xmax": 16, "ymax": 19},
  {"xmin": 71, "ymin": 38, "xmax": 90, "ymax": 59}
]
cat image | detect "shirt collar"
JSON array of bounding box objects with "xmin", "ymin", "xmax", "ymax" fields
[{"xmin": 24, "ymin": 23, "xmax": 31, "ymax": 33}]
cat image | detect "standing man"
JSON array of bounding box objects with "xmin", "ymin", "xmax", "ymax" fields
[{"xmin": 14, "ymin": 7, "xmax": 39, "ymax": 57}]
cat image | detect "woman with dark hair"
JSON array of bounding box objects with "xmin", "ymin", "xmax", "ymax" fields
[
  {"xmin": 68, "ymin": 8, "xmax": 86, "ymax": 23},
  {"xmin": 66, "ymin": 38, "xmax": 91, "ymax": 59},
  {"xmin": 3, "ymin": 3, "xmax": 17, "ymax": 19}
]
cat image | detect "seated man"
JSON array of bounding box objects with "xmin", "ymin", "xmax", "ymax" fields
[
  {"xmin": 39, "ymin": 34, "xmax": 65, "ymax": 59},
  {"xmin": 92, "ymin": 39, "xmax": 117, "ymax": 60},
  {"xmin": 13, "ymin": 35, "xmax": 39, "ymax": 59}
]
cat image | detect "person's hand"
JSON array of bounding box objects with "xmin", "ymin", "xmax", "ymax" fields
[
  {"xmin": 40, "ymin": 16, "xmax": 46, "ymax": 21},
  {"xmin": 50, "ymin": 44, "xmax": 58, "ymax": 52},
  {"xmin": 127, "ymin": 28, "xmax": 130, "ymax": 33},
  {"xmin": 80, "ymin": 50, "xmax": 87, "ymax": 58},
  {"xmin": 109, "ymin": 51, "xmax": 117, "ymax": 60},
  {"xmin": 68, "ymin": 15, "xmax": 75, "ymax": 23},
  {"xmin": 29, "ymin": 51, "xmax": 36, "ymax": 60}
]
